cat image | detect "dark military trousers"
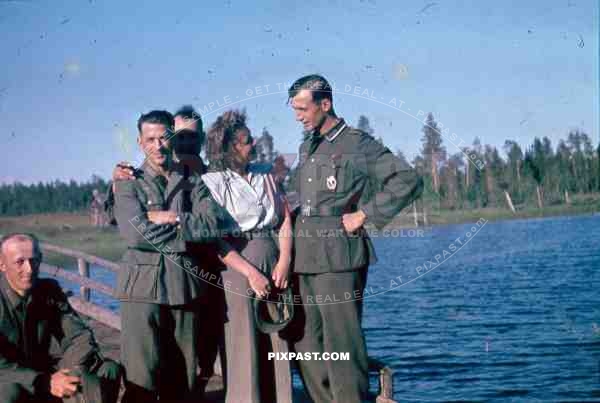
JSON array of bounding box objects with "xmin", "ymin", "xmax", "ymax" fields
[
  {"xmin": 195, "ymin": 275, "xmax": 226, "ymax": 398},
  {"xmin": 0, "ymin": 359, "xmax": 122, "ymax": 403},
  {"xmin": 120, "ymin": 301, "xmax": 200, "ymax": 403},
  {"xmin": 293, "ymin": 267, "xmax": 369, "ymax": 403}
]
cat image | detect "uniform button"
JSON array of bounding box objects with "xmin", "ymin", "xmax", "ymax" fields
[
  {"xmin": 147, "ymin": 200, "xmax": 153, "ymax": 205},
  {"xmin": 308, "ymin": 178, "xmax": 312, "ymax": 182},
  {"xmin": 307, "ymin": 199, "xmax": 311, "ymax": 203},
  {"xmin": 301, "ymin": 219, "xmax": 305, "ymax": 223},
  {"xmin": 311, "ymin": 158, "xmax": 315, "ymax": 163}
]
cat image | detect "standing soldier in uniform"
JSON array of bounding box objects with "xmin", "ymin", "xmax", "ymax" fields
[
  {"xmin": 107, "ymin": 106, "xmax": 226, "ymax": 399},
  {"xmin": 287, "ymin": 74, "xmax": 423, "ymax": 403},
  {"xmin": 113, "ymin": 110, "xmax": 270, "ymax": 402}
]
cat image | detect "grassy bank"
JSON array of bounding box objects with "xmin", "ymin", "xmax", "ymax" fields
[
  {"xmin": 364, "ymin": 196, "xmax": 600, "ymax": 229},
  {"xmin": 0, "ymin": 212, "xmax": 126, "ymax": 267},
  {"xmin": 1, "ymin": 200, "xmax": 598, "ymax": 266}
]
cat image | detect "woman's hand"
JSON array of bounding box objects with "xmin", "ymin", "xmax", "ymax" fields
[
  {"xmin": 147, "ymin": 211, "xmax": 178, "ymax": 225},
  {"xmin": 271, "ymin": 260, "xmax": 290, "ymax": 289},
  {"xmin": 247, "ymin": 269, "xmax": 271, "ymax": 299}
]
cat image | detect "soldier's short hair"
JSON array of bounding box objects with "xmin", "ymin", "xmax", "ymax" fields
[
  {"xmin": 0, "ymin": 233, "xmax": 40, "ymax": 256},
  {"xmin": 174, "ymin": 105, "xmax": 205, "ymax": 147},
  {"xmin": 137, "ymin": 110, "xmax": 174, "ymax": 135},
  {"xmin": 174, "ymin": 105, "xmax": 204, "ymax": 135},
  {"xmin": 288, "ymin": 74, "xmax": 333, "ymax": 104}
]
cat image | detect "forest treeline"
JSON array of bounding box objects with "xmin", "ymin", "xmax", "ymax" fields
[{"xmin": 1, "ymin": 114, "xmax": 597, "ymax": 216}]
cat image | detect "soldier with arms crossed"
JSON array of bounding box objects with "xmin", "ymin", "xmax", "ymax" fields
[{"xmin": 113, "ymin": 110, "xmax": 270, "ymax": 402}]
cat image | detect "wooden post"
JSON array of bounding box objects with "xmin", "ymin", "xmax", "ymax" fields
[
  {"xmin": 77, "ymin": 258, "xmax": 90, "ymax": 302},
  {"xmin": 271, "ymin": 334, "xmax": 293, "ymax": 403},
  {"xmin": 413, "ymin": 202, "xmax": 419, "ymax": 227},
  {"xmin": 376, "ymin": 366, "xmax": 396, "ymax": 403},
  {"xmin": 504, "ymin": 191, "xmax": 516, "ymax": 213}
]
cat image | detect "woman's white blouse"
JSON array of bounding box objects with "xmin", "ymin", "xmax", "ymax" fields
[{"xmin": 201, "ymin": 164, "xmax": 282, "ymax": 232}]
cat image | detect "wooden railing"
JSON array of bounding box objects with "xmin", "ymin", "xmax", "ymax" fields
[
  {"xmin": 39, "ymin": 242, "xmax": 121, "ymax": 330},
  {"xmin": 37, "ymin": 241, "xmax": 397, "ymax": 403}
]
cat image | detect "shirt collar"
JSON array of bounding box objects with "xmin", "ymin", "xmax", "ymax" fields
[
  {"xmin": 140, "ymin": 161, "xmax": 160, "ymax": 179},
  {"xmin": 141, "ymin": 161, "xmax": 175, "ymax": 180},
  {"xmin": 307, "ymin": 119, "xmax": 347, "ymax": 143},
  {"xmin": 324, "ymin": 118, "xmax": 347, "ymax": 142},
  {"xmin": 224, "ymin": 167, "xmax": 254, "ymax": 184},
  {"xmin": 0, "ymin": 274, "xmax": 30, "ymax": 310}
]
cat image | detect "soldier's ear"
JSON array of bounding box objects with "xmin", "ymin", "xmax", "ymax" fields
[{"xmin": 320, "ymin": 98, "xmax": 332, "ymax": 113}]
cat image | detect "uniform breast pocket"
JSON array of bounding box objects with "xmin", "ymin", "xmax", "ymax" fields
[
  {"xmin": 317, "ymin": 161, "xmax": 344, "ymax": 194},
  {"xmin": 118, "ymin": 252, "xmax": 161, "ymax": 301},
  {"xmin": 128, "ymin": 263, "xmax": 159, "ymax": 300}
]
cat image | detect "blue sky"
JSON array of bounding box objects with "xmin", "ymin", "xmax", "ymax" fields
[{"xmin": 0, "ymin": 0, "xmax": 597, "ymax": 184}]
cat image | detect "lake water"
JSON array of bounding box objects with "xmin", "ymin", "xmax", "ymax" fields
[{"xmin": 58, "ymin": 214, "xmax": 600, "ymax": 402}]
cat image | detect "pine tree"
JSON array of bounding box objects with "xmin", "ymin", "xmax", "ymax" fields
[
  {"xmin": 357, "ymin": 115, "xmax": 374, "ymax": 136},
  {"xmin": 420, "ymin": 113, "xmax": 446, "ymax": 193},
  {"xmin": 395, "ymin": 150, "xmax": 411, "ymax": 169},
  {"xmin": 524, "ymin": 137, "xmax": 548, "ymax": 208}
]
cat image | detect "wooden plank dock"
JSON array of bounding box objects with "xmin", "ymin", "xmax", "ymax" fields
[{"xmin": 38, "ymin": 241, "xmax": 397, "ymax": 403}]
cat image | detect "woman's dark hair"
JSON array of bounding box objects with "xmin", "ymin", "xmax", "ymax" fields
[{"xmin": 206, "ymin": 109, "xmax": 248, "ymax": 171}]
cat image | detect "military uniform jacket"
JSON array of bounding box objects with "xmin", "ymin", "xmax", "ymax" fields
[
  {"xmin": 291, "ymin": 119, "xmax": 423, "ymax": 273},
  {"xmin": 113, "ymin": 163, "xmax": 236, "ymax": 305},
  {"xmin": 0, "ymin": 277, "xmax": 102, "ymax": 394}
]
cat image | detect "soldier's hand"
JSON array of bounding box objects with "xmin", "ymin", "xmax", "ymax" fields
[
  {"xmin": 248, "ymin": 269, "xmax": 271, "ymax": 298},
  {"xmin": 50, "ymin": 369, "xmax": 80, "ymax": 398},
  {"xmin": 272, "ymin": 260, "xmax": 290, "ymax": 289},
  {"xmin": 342, "ymin": 210, "xmax": 367, "ymax": 233},
  {"xmin": 113, "ymin": 161, "xmax": 136, "ymax": 182},
  {"xmin": 147, "ymin": 211, "xmax": 178, "ymax": 225}
]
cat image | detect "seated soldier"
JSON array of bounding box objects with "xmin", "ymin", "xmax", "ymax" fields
[{"xmin": 0, "ymin": 233, "xmax": 122, "ymax": 403}]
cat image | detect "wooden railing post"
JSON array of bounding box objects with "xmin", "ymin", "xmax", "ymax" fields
[
  {"xmin": 77, "ymin": 258, "xmax": 90, "ymax": 302},
  {"xmin": 376, "ymin": 366, "xmax": 396, "ymax": 403}
]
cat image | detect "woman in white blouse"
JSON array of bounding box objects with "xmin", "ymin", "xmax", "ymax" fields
[{"xmin": 203, "ymin": 109, "xmax": 293, "ymax": 403}]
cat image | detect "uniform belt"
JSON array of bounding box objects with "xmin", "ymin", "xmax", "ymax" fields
[{"xmin": 300, "ymin": 205, "xmax": 345, "ymax": 217}]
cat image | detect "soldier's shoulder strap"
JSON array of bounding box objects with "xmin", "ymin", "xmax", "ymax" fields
[
  {"xmin": 131, "ymin": 170, "xmax": 156, "ymax": 197},
  {"xmin": 33, "ymin": 279, "xmax": 72, "ymax": 311},
  {"xmin": 35, "ymin": 278, "xmax": 62, "ymax": 293},
  {"xmin": 336, "ymin": 126, "xmax": 374, "ymax": 149},
  {"xmin": 344, "ymin": 126, "xmax": 370, "ymax": 138},
  {"xmin": 350, "ymin": 128, "xmax": 389, "ymax": 150},
  {"xmin": 347, "ymin": 127, "xmax": 366, "ymax": 136}
]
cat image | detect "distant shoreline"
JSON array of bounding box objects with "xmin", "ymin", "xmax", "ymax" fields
[
  {"xmin": 384, "ymin": 202, "xmax": 600, "ymax": 229},
  {"xmin": 1, "ymin": 203, "xmax": 598, "ymax": 266}
]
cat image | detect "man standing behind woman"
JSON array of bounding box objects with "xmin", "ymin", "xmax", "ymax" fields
[{"xmin": 202, "ymin": 109, "xmax": 293, "ymax": 403}]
